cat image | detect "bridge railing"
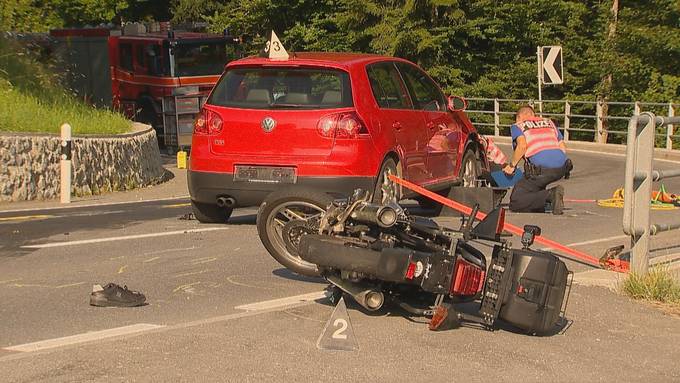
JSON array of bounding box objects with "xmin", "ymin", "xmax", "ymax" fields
[
  {"xmin": 465, "ymin": 98, "xmax": 679, "ymax": 150},
  {"xmin": 623, "ymin": 113, "xmax": 680, "ymax": 274}
]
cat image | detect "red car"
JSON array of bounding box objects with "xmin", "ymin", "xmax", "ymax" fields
[
  {"xmin": 189, "ymin": 52, "xmax": 488, "ymax": 222},
  {"xmin": 189, "ymin": 52, "xmax": 490, "ymax": 275}
]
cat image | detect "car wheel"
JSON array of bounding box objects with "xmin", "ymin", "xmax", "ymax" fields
[
  {"xmin": 191, "ymin": 200, "xmax": 233, "ymax": 223},
  {"xmin": 372, "ymin": 158, "xmax": 400, "ymax": 204},
  {"xmin": 256, "ymin": 187, "xmax": 334, "ymax": 277},
  {"xmin": 416, "ymin": 188, "xmax": 451, "ymax": 211},
  {"xmin": 460, "ymin": 149, "xmax": 481, "ymax": 187}
]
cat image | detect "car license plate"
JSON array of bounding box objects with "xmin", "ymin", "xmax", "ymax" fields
[{"xmin": 234, "ymin": 166, "xmax": 297, "ymax": 184}]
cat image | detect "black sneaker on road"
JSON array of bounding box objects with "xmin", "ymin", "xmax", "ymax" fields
[
  {"xmin": 550, "ymin": 185, "xmax": 565, "ymax": 215},
  {"xmin": 90, "ymin": 283, "xmax": 146, "ymax": 307}
]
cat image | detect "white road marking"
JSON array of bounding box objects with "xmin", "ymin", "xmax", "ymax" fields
[
  {"xmin": 564, "ymin": 235, "xmax": 629, "ymax": 248},
  {"xmin": 0, "ymin": 195, "xmax": 190, "ymax": 214},
  {"xmin": 0, "ymin": 293, "xmax": 329, "ymax": 361},
  {"xmin": 235, "ymin": 290, "xmax": 329, "ymax": 311},
  {"xmin": 4, "ymin": 324, "xmax": 165, "ymax": 353},
  {"xmin": 21, "ymin": 227, "xmax": 228, "ymax": 249},
  {"xmin": 537, "ymin": 234, "xmax": 628, "ymax": 253}
]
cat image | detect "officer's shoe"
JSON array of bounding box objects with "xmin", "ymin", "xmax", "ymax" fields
[
  {"xmin": 550, "ymin": 185, "xmax": 565, "ymax": 215},
  {"xmin": 90, "ymin": 283, "xmax": 146, "ymax": 307}
]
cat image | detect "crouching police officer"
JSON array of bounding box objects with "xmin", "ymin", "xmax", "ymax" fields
[{"xmin": 503, "ymin": 105, "xmax": 572, "ymax": 215}]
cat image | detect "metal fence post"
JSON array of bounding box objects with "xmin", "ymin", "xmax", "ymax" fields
[
  {"xmin": 493, "ymin": 99, "xmax": 500, "ymax": 137},
  {"xmin": 563, "ymin": 101, "xmax": 570, "ymax": 141},
  {"xmin": 668, "ymin": 103, "xmax": 675, "ymax": 150},
  {"xmin": 623, "ymin": 113, "xmax": 655, "ymax": 274},
  {"xmin": 595, "ymin": 100, "xmax": 604, "ymax": 143}
]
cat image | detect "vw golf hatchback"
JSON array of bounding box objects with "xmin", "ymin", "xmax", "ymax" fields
[{"xmin": 189, "ymin": 52, "xmax": 487, "ymax": 223}]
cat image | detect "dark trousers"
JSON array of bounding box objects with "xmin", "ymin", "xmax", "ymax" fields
[{"xmin": 509, "ymin": 165, "xmax": 567, "ymax": 212}]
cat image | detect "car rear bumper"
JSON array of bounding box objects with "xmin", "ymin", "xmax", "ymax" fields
[{"xmin": 188, "ymin": 170, "xmax": 375, "ymax": 207}]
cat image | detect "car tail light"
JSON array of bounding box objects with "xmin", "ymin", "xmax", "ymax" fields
[
  {"xmin": 317, "ymin": 112, "xmax": 368, "ymax": 139},
  {"xmin": 450, "ymin": 258, "xmax": 485, "ymax": 296},
  {"xmin": 194, "ymin": 110, "xmax": 223, "ymax": 135}
]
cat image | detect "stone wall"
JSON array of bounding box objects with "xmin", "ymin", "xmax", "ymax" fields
[{"xmin": 0, "ymin": 123, "xmax": 166, "ymax": 201}]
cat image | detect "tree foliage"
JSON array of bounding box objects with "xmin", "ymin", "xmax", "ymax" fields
[{"xmin": 0, "ymin": 0, "xmax": 677, "ymax": 102}]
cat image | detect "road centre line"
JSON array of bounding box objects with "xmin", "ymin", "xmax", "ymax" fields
[
  {"xmin": 0, "ymin": 292, "xmax": 330, "ymax": 361},
  {"xmin": 0, "ymin": 214, "xmax": 54, "ymax": 222},
  {"xmin": 3, "ymin": 324, "xmax": 165, "ymax": 353},
  {"xmin": 0, "ymin": 195, "xmax": 190, "ymax": 214},
  {"xmin": 21, "ymin": 227, "xmax": 228, "ymax": 249},
  {"xmin": 234, "ymin": 290, "xmax": 329, "ymax": 311}
]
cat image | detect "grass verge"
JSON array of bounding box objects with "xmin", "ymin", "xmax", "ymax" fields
[
  {"xmin": 622, "ymin": 267, "xmax": 680, "ymax": 315},
  {"xmin": 0, "ymin": 36, "xmax": 130, "ymax": 135}
]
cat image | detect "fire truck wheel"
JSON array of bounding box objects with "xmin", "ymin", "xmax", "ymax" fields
[{"xmin": 191, "ymin": 201, "xmax": 233, "ymax": 223}]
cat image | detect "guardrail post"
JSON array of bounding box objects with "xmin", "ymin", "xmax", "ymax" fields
[
  {"xmin": 668, "ymin": 103, "xmax": 675, "ymax": 150},
  {"xmin": 493, "ymin": 99, "xmax": 500, "ymax": 137},
  {"xmin": 596, "ymin": 100, "xmax": 605, "ymax": 143},
  {"xmin": 563, "ymin": 101, "xmax": 570, "ymax": 141},
  {"xmin": 60, "ymin": 123, "xmax": 72, "ymax": 204},
  {"xmin": 623, "ymin": 113, "xmax": 655, "ymax": 274}
]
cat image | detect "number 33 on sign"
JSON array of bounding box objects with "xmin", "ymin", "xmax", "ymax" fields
[{"xmin": 261, "ymin": 30, "xmax": 289, "ymax": 60}]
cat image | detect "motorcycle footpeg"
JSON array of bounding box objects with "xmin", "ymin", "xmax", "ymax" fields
[{"xmin": 428, "ymin": 303, "xmax": 461, "ymax": 331}]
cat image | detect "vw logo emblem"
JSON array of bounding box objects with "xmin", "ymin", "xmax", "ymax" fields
[{"xmin": 261, "ymin": 117, "xmax": 276, "ymax": 133}]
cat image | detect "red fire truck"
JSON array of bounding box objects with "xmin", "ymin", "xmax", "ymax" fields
[{"xmin": 50, "ymin": 23, "xmax": 241, "ymax": 147}]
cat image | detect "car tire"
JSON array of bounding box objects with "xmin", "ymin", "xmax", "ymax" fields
[
  {"xmin": 460, "ymin": 148, "xmax": 481, "ymax": 187},
  {"xmin": 372, "ymin": 158, "xmax": 400, "ymax": 204},
  {"xmin": 256, "ymin": 187, "xmax": 334, "ymax": 277},
  {"xmin": 191, "ymin": 200, "xmax": 233, "ymax": 223},
  {"xmin": 416, "ymin": 188, "xmax": 451, "ymax": 212}
]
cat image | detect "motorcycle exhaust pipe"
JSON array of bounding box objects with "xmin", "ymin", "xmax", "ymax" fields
[
  {"xmin": 216, "ymin": 196, "xmax": 236, "ymax": 208},
  {"xmin": 299, "ymin": 235, "xmax": 431, "ymax": 283},
  {"xmin": 350, "ymin": 204, "xmax": 399, "ymax": 228},
  {"xmin": 326, "ymin": 274, "xmax": 384, "ymax": 311}
]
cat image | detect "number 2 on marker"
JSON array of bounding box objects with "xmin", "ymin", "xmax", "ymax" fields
[{"xmin": 332, "ymin": 319, "xmax": 348, "ymax": 339}]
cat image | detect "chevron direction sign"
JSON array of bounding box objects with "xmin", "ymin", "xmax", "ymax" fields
[{"xmin": 541, "ymin": 46, "xmax": 563, "ymax": 85}]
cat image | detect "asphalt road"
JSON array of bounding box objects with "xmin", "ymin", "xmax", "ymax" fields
[{"xmin": 1, "ymin": 148, "xmax": 679, "ymax": 382}]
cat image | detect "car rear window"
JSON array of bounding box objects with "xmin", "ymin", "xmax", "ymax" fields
[{"xmin": 208, "ymin": 67, "xmax": 353, "ymax": 109}]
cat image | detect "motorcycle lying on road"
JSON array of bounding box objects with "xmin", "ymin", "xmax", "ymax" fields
[{"xmin": 258, "ymin": 187, "xmax": 572, "ymax": 334}]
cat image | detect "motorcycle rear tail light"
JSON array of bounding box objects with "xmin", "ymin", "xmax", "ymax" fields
[
  {"xmin": 317, "ymin": 112, "xmax": 368, "ymax": 139},
  {"xmin": 405, "ymin": 262, "xmax": 417, "ymax": 280},
  {"xmin": 450, "ymin": 258, "xmax": 484, "ymax": 296},
  {"xmin": 496, "ymin": 208, "xmax": 506, "ymax": 235}
]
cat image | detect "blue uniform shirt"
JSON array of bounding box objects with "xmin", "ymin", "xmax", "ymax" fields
[{"xmin": 511, "ymin": 122, "xmax": 566, "ymax": 169}]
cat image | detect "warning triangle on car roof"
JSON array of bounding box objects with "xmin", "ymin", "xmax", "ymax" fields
[
  {"xmin": 316, "ymin": 297, "xmax": 359, "ymax": 351},
  {"xmin": 260, "ymin": 30, "xmax": 289, "ymax": 60}
]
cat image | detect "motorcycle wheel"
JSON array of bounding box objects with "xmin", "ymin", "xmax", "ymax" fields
[{"xmin": 256, "ymin": 187, "xmax": 334, "ymax": 277}]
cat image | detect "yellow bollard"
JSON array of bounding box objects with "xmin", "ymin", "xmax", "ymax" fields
[{"xmin": 177, "ymin": 150, "xmax": 187, "ymax": 169}]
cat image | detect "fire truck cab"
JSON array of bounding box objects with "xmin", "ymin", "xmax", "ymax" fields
[{"xmin": 50, "ymin": 23, "xmax": 240, "ymax": 147}]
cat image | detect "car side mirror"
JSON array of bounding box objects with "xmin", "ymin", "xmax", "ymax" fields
[{"xmin": 447, "ymin": 95, "xmax": 468, "ymax": 112}]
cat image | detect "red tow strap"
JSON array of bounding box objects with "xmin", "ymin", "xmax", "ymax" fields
[{"xmin": 388, "ymin": 175, "xmax": 629, "ymax": 273}]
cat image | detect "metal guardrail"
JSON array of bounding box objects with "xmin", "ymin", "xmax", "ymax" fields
[
  {"xmin": 623, "ymin": 113, "xmax": 680, "ymax": 273},
  {"xmin": 466, "ymin": 98, "xmax": 679, "ymax": 150}
]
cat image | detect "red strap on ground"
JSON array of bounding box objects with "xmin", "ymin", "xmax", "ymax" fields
[{"xmin": 388, "ymin": 175, "xmax": 629, "ymax": 272}]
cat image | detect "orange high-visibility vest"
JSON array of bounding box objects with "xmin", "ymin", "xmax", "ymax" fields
[
  {"xmin": 481, "ymin": 135, "xmax": 507, "ymax": 165},
  {"xmin": 517, "ymin": 117, "xmax": 561, "ymax": 158}
]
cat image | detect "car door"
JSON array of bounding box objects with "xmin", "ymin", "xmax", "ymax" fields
[
  {"xmin": 396, "ymin": 63, "xmax": 461, "ymax": 186},
  {"xmin": 365, "ymin": 62, "xmax": 429, "ymax": 184}
]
